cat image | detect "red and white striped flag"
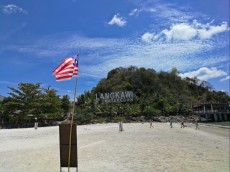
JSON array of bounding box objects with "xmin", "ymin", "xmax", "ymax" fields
[{"xmin": 53, "ymin": 56, "xmax": 79, "ymax": 81}]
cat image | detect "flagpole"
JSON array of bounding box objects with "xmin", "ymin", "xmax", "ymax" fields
[{"xmin": 68, "ymin": 75, "xmax": 78, "ymax": 172}]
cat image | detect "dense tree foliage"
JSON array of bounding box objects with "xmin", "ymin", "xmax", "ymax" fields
[
  {"xmin": 0, "ymin": 83, "xmax": 70, "ymax": 127},
  {"xmin": 61, "ymin": 95, "xmax": 71, "ymax": 115},
  {"xmin": 76, "ymin": 66, "xmax": 230, "ymax": 123}
]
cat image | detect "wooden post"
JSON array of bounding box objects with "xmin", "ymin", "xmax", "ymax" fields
[{"xmin": 68, "ymin": 78, "xmax": 78, "ymax": 172}]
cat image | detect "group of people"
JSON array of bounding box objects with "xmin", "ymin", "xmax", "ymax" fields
[
  {"xmin": 149, "ymin": 119, "xmax": 199, "ymax": 130},
  {"xmin": 119, "ymin": 119, "xmax": 199, "ymax": 132}
]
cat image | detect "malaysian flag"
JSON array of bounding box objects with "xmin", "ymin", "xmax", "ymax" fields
[{"xmin": 53, "ymin": 55, "xmax": 79, "ymax": 81}]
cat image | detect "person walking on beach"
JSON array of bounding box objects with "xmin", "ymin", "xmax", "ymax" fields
[
  {"xmin": 170, "ymin": 119, "xmax": 173, "ymax": 128},
  {"xmin": 181, "ymin": 120, "xmax": 185, "ymax": 128},
  {"xmin": 34, "ymin": 117, "xmax": 38, "ymax": 129},
  {"xmin": 195, "ymin": 120, "xmax": 199, "ymax": 130},
  {"xmin": 119, "ymin": 121, "xmax": 124, "ymax": 132},
  {"xmin": 150, "ymin": 120, "xmax": 154, "ymax": 128}
]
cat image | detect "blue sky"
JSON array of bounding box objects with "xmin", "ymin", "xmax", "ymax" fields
[{"xmin": 0, "ymin": 0, "xmax": 229, "ymax": 99}]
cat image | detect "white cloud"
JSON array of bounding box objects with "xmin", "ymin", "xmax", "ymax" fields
[
  {"xmin": 197, "ymin": 21, "xmax": 229, "ymax": 39},
  {"xmin": 139, "ymin": 4, "xmax": 193, "ymax": 23},
  {"xmin": 127, "ymin": 4, "xmax": 191, "ymax": 23},
  {"xmin": 1, "ymin": 4, "xmax": 27, "ymax": 14},
  {"xmin": 80, "ymin": 40, "xmax": 224, "ymax": 78},
  {"xmin": 108, "ymin": 14, "xmax": 126, "ymax": 27},
  {"xmin": 160, "ymin": 21, "xmax": 229, "ymax": 41},
  {"xmin": 179, "ymin": 67, "xmax": 227, "ymax": 81},
  {"xmin": 220, "ymin": 76, "xmax": 230, "ymax": 82},
  {"xmin": 129, "ymin": 8, "xmax": 141, "ymax": 16},
  {"xmin": 141, "ymin": 32, "xmax": 154, "ymax": 42},
  {"xmin": 7, "ymin": 33, "xmax": 228, "ymax": 79},
  {"xmin": 162, "ymin": 23, "xmax": 197, "ymax": 41}
]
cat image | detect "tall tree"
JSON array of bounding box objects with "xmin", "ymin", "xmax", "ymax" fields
[
  {"xmin": 61, "ymin": 95, "xmax": 70, "ymax": 115},
  {"xmin": 41, "ymin": 87, "xmax": 62, "ymax": 117},
  {"xmin": 7, "ymin": 83, "xmax": 42, "ymax": 124}
]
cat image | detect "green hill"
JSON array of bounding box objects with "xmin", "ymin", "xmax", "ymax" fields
[{"xmin": 77, "ymin": 66, "xmax": 229, "ymax": 123}]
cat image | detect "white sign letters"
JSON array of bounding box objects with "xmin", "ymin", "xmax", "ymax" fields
[{"xmin": 96, "ymin": 91, "xmax": 133, "ymax": 103}]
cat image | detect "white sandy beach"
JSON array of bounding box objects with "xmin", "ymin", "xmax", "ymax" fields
[{"xmin": 0, "ymin": 123, "xmax": 229, "ymax": 172}]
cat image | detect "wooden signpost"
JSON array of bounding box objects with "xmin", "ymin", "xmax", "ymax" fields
[{"xmin": 59, "ymin": 123, "xmax": 78, "ymax": 172}]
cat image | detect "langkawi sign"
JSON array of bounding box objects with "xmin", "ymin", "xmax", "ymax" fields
[{"xmin": 96, "ymin": 91, "xmax": 134, "ymax": 103}]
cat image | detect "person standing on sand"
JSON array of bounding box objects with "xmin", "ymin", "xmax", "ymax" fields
[
  {"xmin": 181, "ymin": 120, "xmax": 185, "ymax": 128},
  {"xmin": 119, "ymin": 121, "xmax": 124, "ymax": 132},
  {"xmin": 150, "ymin": 120, "xmax": 154, "ymax": 128},
  {"xmin": 34, "ymin": 117, "xmax": 38, "ymax": 129},
  {"xmin": 170, "ymin": 119, "xmax": 173, "ymax": 128},
  {"xmin": 195, "ymin": 120, "xmax": 199, "ymax": 130}
]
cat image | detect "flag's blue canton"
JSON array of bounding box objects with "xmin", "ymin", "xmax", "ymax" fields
[{"xmin": 73, "ymin": 58, "xmax": 78, "ymax": 66}]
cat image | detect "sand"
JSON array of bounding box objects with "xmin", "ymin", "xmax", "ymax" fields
[{"xmin": 0, "ymin": 122, "xmax": 229, "ymax": 172}]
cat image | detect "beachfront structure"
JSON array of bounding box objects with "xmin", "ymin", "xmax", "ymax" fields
[{"xmin": 193, "ymin": 103, "xmax": 230, "ymax": 122}]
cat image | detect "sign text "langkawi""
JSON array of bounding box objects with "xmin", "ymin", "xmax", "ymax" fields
[{"xmin": 96, "ymin": 91, "xmax": 133, "ymax": 103}]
